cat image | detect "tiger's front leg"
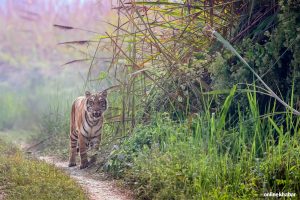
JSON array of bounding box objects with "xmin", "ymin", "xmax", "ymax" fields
[
  {"xmin": 89, "ymin": 135, "xmax": 101, "ymax": 164},
  {"xmin": 78, "ymin": 133, "xmax": 89, "ymax": 169},
  {"xmin": 68, "ymin": 130, "xmax": 78, "ymax": 167}
]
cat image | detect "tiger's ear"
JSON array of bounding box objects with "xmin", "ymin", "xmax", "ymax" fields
[
  {"xmin": 85, "ymin": 91, "xmax": 91, "ymax": 97},
  {"xmin": 101, "ymin": 90, "xmax": 107, "ymax": 98}
]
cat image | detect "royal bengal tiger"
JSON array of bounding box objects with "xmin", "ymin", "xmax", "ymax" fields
[{"xmin": 68, "ymin": 90, "xmax": 107, "ymax": 169}]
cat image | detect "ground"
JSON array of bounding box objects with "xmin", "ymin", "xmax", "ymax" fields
[
  {"xmin": 39, "ymin": 156, "xmax": 133, "ymax": 200},
  {"xmin": 0, "ymin": 130, "xmax": 133, "ymax": 200}
]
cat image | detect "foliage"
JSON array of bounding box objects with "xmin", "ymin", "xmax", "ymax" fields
[
  {"xmin": 105, "ymin": 113, "xmax": 188, "ymax": 177},
  {"xmin": 210, "ymin": 0, "xmax": 300, "ymax": 110},
  {"xmin": 106, "ymin": 89, "xmax": 300, "ymax": 199},
  {"xmin": 80, "ymin": 0, "xmax": 300, "ymax": 134},
  {"xmin": 0, "ymin": 140, "xmax": 87, "ymax": 200},
  {"xmin": 88, "ymin": 1, "xmax": 300, "ymax": 199},
  {"xmin": 79, "ymin": 0, "xmax": 250, "ymax": 133}
]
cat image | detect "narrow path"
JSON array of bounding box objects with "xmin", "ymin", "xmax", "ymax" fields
[
  {"xmin": 39, "ymin": 156, "xmax": 133, "ymax": 200},
  {"xmin": 0, "ymin": 190, "xmax": 5, "ymax": 200}
]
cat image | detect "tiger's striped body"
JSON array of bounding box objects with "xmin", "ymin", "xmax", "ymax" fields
[{"xmin": 69, "ymin": 91, "xmax": 107, "ymax": 169}]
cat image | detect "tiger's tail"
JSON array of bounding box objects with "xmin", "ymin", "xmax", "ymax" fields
[
  {"xmin": 70, "ymin": 102, "xmax": 76, "ymax": 136},
  {"xmin": 70, "ymin": 102, "xmax": 78, "ymax": 147}
]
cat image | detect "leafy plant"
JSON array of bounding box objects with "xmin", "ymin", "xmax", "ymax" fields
[
  {"xmin": 210, "ymin": 0, "xmax": 300, "ymax": 113},
  {"xmin": 106, "ymin": 89, "xmax": 300, "ymax": 199}
]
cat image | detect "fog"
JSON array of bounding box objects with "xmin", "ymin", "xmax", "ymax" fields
[{"xmin": 0, "ymin": 0, "xmax": 112, "ymax": 130}]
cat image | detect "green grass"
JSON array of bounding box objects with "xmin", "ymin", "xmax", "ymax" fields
[
  {"xmin": 106, "ymin": 89, "xmax": 300, "ymax": 200},
  {"xmin": 0, "ymin": 140, "xmax": 88, "ymax": 200}
]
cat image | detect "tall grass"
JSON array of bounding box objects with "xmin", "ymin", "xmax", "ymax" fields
[
  {"xmin": 70, "ymin": 0, "xmax": 287, "ymax": 140},
  {"xmin": 106, "ymin": 88, "xmax": 300, "ymax": 199}
]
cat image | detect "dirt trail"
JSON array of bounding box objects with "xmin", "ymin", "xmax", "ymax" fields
[
  {"xmin": 39, "ymin": 156, "xmax": 133, "ymax": 200},
  {"xmin": 6, "ymin": 136, "xmax": 133, "ymax": 200}
]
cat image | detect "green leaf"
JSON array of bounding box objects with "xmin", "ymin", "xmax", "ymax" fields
[{"xmin": 268, "ymin": 117, "xmax": 283, "ymax": 135}]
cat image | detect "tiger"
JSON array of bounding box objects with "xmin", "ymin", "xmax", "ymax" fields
[{"xmin": 68, "ymin": 90, "xmax": 108, "ymax": 169}]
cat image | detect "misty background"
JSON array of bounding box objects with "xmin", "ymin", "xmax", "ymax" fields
[{"xmin": 0, "ymin": 0, "xmax": 112, "ymax": 131}]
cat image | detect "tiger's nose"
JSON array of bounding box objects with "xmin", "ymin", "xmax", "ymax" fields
[{"xmin": 93, "ymin": 112, "xmax": 101, "ymax": 117}]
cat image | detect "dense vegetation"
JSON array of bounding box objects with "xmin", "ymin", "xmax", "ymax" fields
[
  {"xmin": 93, "ymin": 0, "xmax": 300, "ymax": 199},
  {"xmin": 106, "ymin": 91, "xmax": 300, "ymax": 199}
]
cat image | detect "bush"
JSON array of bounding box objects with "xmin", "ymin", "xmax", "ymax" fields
[{"xmin": 105, "ymin": 113, "xmax": 186, "ymax": 177}]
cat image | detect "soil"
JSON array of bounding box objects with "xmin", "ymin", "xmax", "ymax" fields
[{"xmin": 0, "ymin": 190, "xmax": 5, "ymax": 200}]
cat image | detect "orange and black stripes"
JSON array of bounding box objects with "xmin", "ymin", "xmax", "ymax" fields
[{"xmin": 68, "ymin": 91, "xmax": 107, "ymax": 169}]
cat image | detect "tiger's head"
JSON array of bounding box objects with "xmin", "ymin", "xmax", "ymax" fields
[{"xmin": 85, "ymin": 90, "xmax": 108, "ymax": 120}]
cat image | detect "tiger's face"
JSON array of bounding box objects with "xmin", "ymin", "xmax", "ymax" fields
[{"xmin": 85, "ymin": 90, "xmax": 107, "ymax": 120}]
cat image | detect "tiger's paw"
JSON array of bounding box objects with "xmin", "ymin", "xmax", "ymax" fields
[
  {"xmin": 79, "ymin": 162, "xmax": 89, "ymax": 169},
  {"xmin": 68, "ymin": 162, "xmax": 76, "ymax": 167}
]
